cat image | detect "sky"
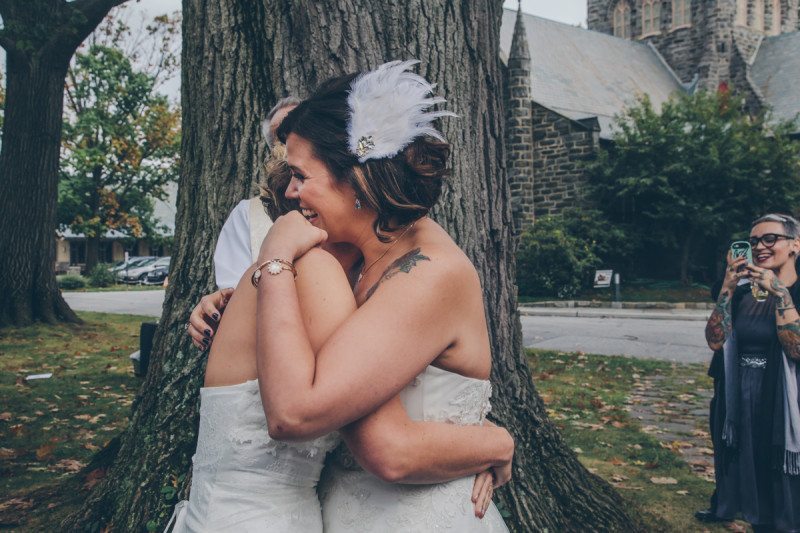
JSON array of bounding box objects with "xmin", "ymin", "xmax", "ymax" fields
[{"xmin": 0, "ymin": 1, "xmax": 587, "ymax": 94}]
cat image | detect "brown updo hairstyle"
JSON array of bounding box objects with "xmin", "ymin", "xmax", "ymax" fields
[{"xmin": 276, "ymin": 72, "xmax": 450, "ymax": 242}]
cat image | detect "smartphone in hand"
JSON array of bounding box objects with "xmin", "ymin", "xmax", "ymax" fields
[{"xmin": 730, "ymin": 241, "xmax": 752, "ymax": 273}]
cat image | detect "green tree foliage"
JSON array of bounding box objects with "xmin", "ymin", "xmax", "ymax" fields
[
  {"xmin": 589, "ymin": 91, "xmax": 800, "ymax": 283},
  {"xmin": 58, "ymin": 25, "xmax": 180, "ymax": 270},
  {"xmin": 517, "ymin": 208, "xmax": 633, "ymax": 298}
]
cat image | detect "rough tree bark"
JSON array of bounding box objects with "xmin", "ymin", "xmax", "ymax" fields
[
  {"xmin": 64, "ymin": 1, "xmax": 640, "ymax": 531},
  {"xmin": 0, "ymin": 0, "xmax": 127, "ymax": 327}
]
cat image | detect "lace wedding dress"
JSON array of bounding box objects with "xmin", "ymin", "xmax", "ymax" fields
[
  {"xmin": 166, "ymin": 379, "xmax": 339, "ymax": 532},
  {"xmin": 320, "ymin": 366, "xmax": 509, "ymax": 532}
]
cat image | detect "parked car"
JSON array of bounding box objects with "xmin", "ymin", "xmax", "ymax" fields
[
  {"xmin": 110, "ymin": 256, "xmax": 156, "ymax": 273},
  {"xmin": 117, "ymin": 257, "xmax": 167, "ymax": 284},
  {"xmin": 144, "ymin": 259, "xmax": 171, "ymax": 285}
]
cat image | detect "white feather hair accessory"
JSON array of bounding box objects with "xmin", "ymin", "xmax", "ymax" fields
[{"xmin": 347, "ymin": 59, "xmax": 456, "ymax": 163}]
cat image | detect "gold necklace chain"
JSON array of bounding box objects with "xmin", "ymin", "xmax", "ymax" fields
[{"xmin": 357, "ymin": 222, "xmax": 416, "ymax": 283}]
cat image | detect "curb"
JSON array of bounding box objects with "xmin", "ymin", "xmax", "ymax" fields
[
  {"xmin": 521, "ymin": 300, "xmax": 714, "ymax": 310},
  {"xmin": 518, "ymin": 307, "xmax": 709, "ymax": 321}
]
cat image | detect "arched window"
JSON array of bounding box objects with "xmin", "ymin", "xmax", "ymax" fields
[
  {"xmin": 768, "ymin": 0, "xmax": 782, "ymax": 34},
  {"xmin": 613, "ymin": 1, "xmax": 632, "ymax": 39},
  {"xmin": 642, "ymin": 0, "xmax": 662, "ymax": 36},
  {"xmin": 672, "ymin": 0, "xmax": 692, "ymax": 28},
  {"xmin": 735, "ymin": 0, "xmax": 748, "ymax": 26},
  {"xmin": 753, "ymin": 0, "xmax": 765, "ymax": 31}
]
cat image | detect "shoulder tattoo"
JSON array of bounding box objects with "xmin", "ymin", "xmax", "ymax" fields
[{"xmin": 364, "ymin": 248, "xmax": 431, "ymax": 301}]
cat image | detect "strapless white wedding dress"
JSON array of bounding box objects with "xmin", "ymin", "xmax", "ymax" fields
[
  {"xmin": 166, "ymin": 379, "xmax": 339, "ymax": 532},
  {"xmin": 320, "ymin": 366, "xmax": 509, "ymax": 532}
]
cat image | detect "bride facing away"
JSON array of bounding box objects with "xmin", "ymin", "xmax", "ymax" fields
[
  {"xmin": 256, "ymin": 60, "xmax": 511, "ymax": 531},
  {"xmin": 168, "ymin": 62, "xmax": 513, "ymax": 532}
]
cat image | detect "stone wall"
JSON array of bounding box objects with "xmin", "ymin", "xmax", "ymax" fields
[
  {"xmin": 531, "ymin": 103, "xmax": 597, "ymax": 216},
  {"xmin": 588, "ymin": 0, "xmax": 799, "ymax": 89}
]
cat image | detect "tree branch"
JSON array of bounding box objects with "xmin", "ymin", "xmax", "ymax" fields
[{"xmin": 43, "ymin": 0, "xmax": 129, "ymax": 61}]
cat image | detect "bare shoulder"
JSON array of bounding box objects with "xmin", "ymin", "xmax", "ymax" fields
[{"xmin": 365, "ymin": 221, "xmax": 480, "ymax": 302}]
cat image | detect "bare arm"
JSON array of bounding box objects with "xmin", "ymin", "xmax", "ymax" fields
[
  {"xmin": 706, "ymin": 253, "xmax": 747, "ymax": 351},
  {"xmin": 256, "ymin": 213, "xmax": 478, "ymax": 440},
  {"xmin": 706, "ymin": 288, "xmax": 734, "ymax": 351},
  {"xmin": 342, "ymin": 396, "xmax": 513, "ymax": 485}
]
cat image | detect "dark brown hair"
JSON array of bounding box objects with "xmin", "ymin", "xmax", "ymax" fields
[{"xmin": 276, "ymin": 72, "xmax": 450, "ymax": 241}]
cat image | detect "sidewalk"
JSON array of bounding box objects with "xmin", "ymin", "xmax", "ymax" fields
[{"xmin": 519, "ymin": 301, "xmax": 712, "ymax": 321}]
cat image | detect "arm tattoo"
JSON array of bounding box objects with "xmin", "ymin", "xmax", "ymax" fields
[
  {"xmin": 776, "ymin": 287, "xmax": 794, "ymax": 319},
  {"xmin": 705, "ymin": 289, "xmax": 733, "ymax": 349},
  {"xmin": 777, "ymin": 321, "xmax": 800, "ymax": 361},
  {"xmin": 364, "ymin": 248, "xmax": 430, "ymax": 301}
]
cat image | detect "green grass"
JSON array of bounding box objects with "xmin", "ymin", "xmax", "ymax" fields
[
  {"xmin": 527, "ymin": 349, "xmax": 743, "ymax": 532},
  {"xmin": 0, "ymin": 312, "xmax": 145, "ymax": 498},
  {"xmin": 1, "ymin": 314, "xmax": 742, "ymax": 531},
  {"xmin": 520, "ymin": 279, "xmax": 712, "ymax": 304}
]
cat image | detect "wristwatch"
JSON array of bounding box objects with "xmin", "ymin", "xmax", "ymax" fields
[{"xmin": 251, "ymin": 259, "xmax": 297, "ymax": 287}]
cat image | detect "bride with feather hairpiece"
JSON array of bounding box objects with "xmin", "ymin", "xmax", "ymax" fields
[{"xmin": 167, "ymin": 61, "xmax": 512, "ymax": 532}]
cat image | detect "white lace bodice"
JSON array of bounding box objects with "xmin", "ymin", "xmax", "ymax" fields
[
  {"xmin": 169, "ymin": 379, "xmax": 339, "ymax": 532},
  {"xmin": 321, "ymin": 366, "xmax": 508, "ymax": 532},
  {"xmin": 399, "ymin": 365, "xmax": 493, "ymax": 424}
]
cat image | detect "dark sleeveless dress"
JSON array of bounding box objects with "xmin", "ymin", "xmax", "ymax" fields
[{"xmin": 715, "ymin": 291, "xmax": 800, "ymax": 531}]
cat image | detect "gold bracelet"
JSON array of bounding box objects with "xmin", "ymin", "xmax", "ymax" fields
[{"xmin": 251, "ymin": 258, "xmax": 297, "ymax": 287}]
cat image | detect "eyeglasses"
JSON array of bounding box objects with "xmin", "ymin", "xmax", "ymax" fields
[{"xmin": 748, "ymin": 233, "xmax": 794, "ymax": 248}]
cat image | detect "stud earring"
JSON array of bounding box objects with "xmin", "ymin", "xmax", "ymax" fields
[{"xmin": 355, "ymin": 198, "xmax": 362, "ymax": 210}]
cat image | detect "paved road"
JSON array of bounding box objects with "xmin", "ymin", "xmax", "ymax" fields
[
  {"xmin": 521, "ymin": 315, "xmax": 711, "ymax": 364},
  {"xmin": 63, "ymin": 290, "xmax": 712, "ymax": 363},
  {"xmin": 64, "ymin": 290, "xmax": 165, "ymax": 318}
]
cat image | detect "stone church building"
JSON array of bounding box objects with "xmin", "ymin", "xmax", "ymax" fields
[{"xmin": 499, "ymin": 1, "xmax": 800, "ymax": 230}]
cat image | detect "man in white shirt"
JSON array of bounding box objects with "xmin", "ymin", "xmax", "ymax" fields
[{"xmin": 187, "ymin": 97, "xmax": 299, "ymax": 349}]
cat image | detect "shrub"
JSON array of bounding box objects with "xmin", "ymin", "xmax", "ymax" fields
[
  {"xmin": 517, "ymin": 216, "xmax": 601, "ymax": 299},
  {"xmin": 88, "ymin": 263, "xmax": 117, "ymax": 288},
  {"xmin": 58, "ymin": 274, "xmax": 86, "ymax": 290},
  {"xmin": 516, "ymin": 209, "xmax": 636, "ymax": 299}
]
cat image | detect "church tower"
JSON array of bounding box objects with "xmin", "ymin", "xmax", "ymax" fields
[
  {"xmin": 587, "ymin": 0, "xmax": 799, "ymax": 98},
  {"xmin": 505, "ymin": 3, "xmax": 534, "ymax": 231}
]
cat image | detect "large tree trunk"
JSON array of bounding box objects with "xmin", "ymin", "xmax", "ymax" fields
[
  {"xmin": 0, "ymin": 54, "xmax": 79, "ymax": 326},
  {"xmin": 65, "ymin": 1, "xmax": 639, "ymax": 531},
  {"xmin": 0, "ymin": 0, "xmax": 127, "ymax": 326}
]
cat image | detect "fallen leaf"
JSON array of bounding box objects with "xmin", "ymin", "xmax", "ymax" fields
[
  {"xmin": 725, "ymin": 521, "xmax": 747, "ymax": 533},
  {"xmin": 74, "ymin": 414, "xmax": 92, "ymax": 421},
  {"xmin": 0, "ymin": 447, "xmax": 19, "ymax": 459},
  {"xmin": 0, "ymin": 412, "xmax": 11, "ymax": 421},
  {"xmin": 609, "ymin": 457, "xmax": 626, "ymax": 466},
  {"xmin": 83, "ymin": 443, "xmax": 100, "ymax": 452},
  {"xmin": 650, "ymin": 476, "xmax": 678, "ymax": 485},
  {"xmin": 676, "ymin": 490, "xmax": 689, "ymax": 495},
  {"xmin": 0, "ymin": 498, "xmax": 33, "ymax": 513},
  {"xmin": 83, "ymin": 468, "xmax": 106, "ymax": 490},
  {"xmin": 53, "ymin": 459, "xmax": 85, "ymax": 472},
  {"xmin": 36, "ymin": 443, "xmax": 56, "ymax": 460}
]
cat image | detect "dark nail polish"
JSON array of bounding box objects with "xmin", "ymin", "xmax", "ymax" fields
[
  {"xmin": 202, "ymin": 337, "xmax": 210, "ymax": 345},
  {"xmin": 204, "ymin": 329, "xmax": 211, "ymax": 337},
  {"xmin": 212, "ymin": 313, "xmax": 220, "ymax": 321}
]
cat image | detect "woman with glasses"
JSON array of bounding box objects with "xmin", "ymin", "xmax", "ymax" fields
[{"xmin": 705, "ymin": 213, "xmax": 800, "ymax": 531}]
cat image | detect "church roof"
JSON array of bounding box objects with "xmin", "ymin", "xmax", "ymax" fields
[
  {"xmin": 499, "ymin": 9, "xmax": 685, "ymax": 139},
  {"xmin": 751, "ymin": 31, "xmax": 800, "ymax": 129}
]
